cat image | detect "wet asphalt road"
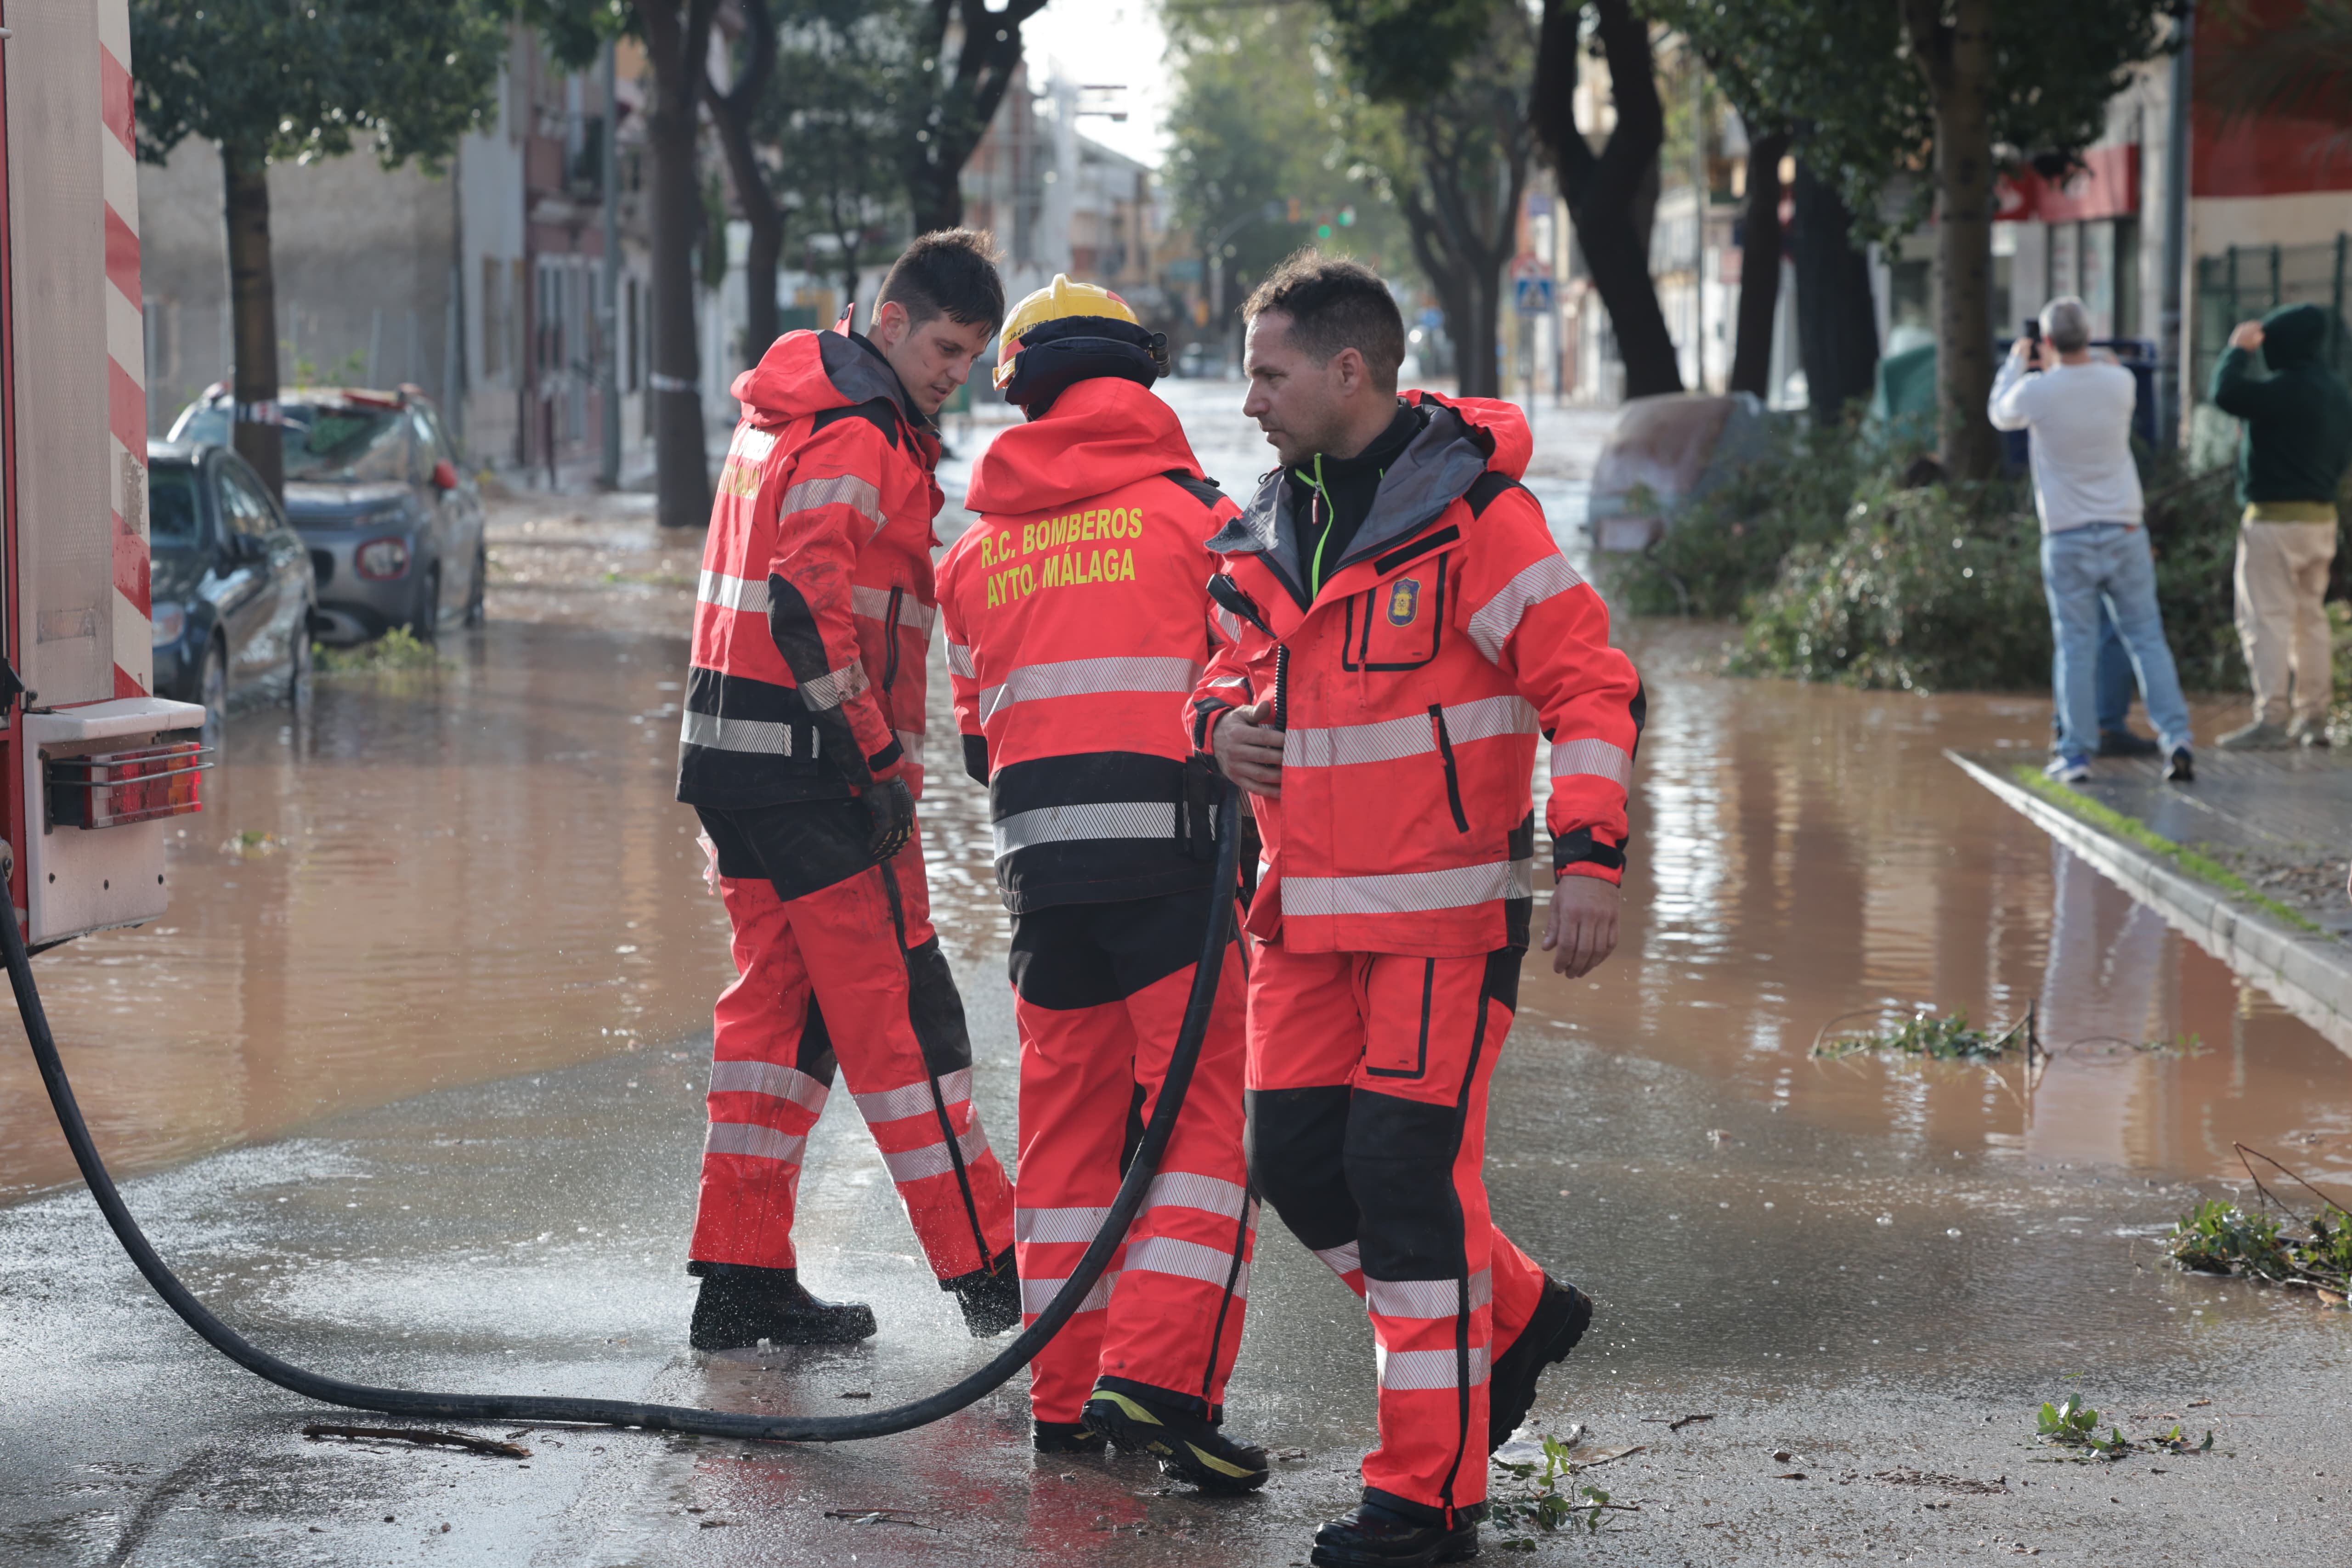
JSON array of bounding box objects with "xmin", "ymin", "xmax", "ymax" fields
[{"xmin": 1, "ymin": 380, "xmax": 2347, "ymax": 1564}]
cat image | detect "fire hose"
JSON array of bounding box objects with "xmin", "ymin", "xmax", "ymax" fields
[{"xmin": 3, "ymin": 781, "xmax": 1238, "ymax": 1442}]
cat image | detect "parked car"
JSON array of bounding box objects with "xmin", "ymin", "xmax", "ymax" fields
[
  {"xmin": 168, "ymin": 385, "xmax": 486, "ymax": 645},
  {"xmin": 147, "ymin": 440, "xmax": 318, "ymax": 744},
  {"xmin": 1175, "ymin": 340, "xmax": 1223, "ymax": 379}
]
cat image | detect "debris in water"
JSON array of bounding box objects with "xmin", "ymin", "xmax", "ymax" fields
[
  {"xmin": 2033, "ymin": 1397, "xmax": 2211, "ymax": 1459},
  {"xmin": 837, "ymin": 1390, "xmax": 873, "ymax": 1399},
  {"xmin": 1493, "ymin": 1436, "xmax": 1641, "ymax": 1547},
  {"xmin": 1269, "ymin": 1447, "xmax": 1310, "ymax": 1461},
  {"xmin": 301, "ymin": 1424, "xmax": 528, "ymax": 1459},
  {"xmin": 2165, "ymin": 1145, "xmax": 2352, "ymax": 1295},
  {"xmin": 1810, "ymin": 1004, "xmax": 2035, "ymax": 1062},
  {"xmin": 1668, "ymin": 1413, "xmax": 1715, "ymax": 1432},
  {"xmin": 825, "ymin": 1508, "xmax": 939, "ymax": 1530}
]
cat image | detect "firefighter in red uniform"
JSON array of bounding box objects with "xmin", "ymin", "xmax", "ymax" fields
[
  {"xmin": 936, "ymin": 277, "xmax": 1266, "ymax": 1490},
  {"xmin": 676, "ymin": 230, "xmax": 1020, "ymax": 1351},
  {"xmin": 1190, "ymin": 255, "xmax": 1643, "ymax": 1568}
]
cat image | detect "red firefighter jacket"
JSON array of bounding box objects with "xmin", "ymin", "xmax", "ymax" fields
[
  {"xmin": 1188, "ymin": 391, "xmax": 1644, "ymax": 958},
  {"xmin": 677, "ymin": 328, "xmax": 942, "ymax": 809},
  {"xmin": 939, "ymin": 376, "xmax": 1240, "ymax": 912}
]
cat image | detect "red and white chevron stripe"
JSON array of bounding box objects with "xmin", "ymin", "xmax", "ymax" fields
[{"xmin": 98, "ymin": 0, "xmax": 148, "ymax": 699}]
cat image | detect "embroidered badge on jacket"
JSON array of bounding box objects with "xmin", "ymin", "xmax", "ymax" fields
[{"xmin": 1386, "ymin": 578, "xmax": 1421, "ymax": 627}]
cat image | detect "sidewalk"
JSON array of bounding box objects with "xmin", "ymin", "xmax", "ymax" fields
[{"xmin": 1951, "ymin": 745, "xmax": 2352, "ymax": 1052}]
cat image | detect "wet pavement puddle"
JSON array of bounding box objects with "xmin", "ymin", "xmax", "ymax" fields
[{"xmin": 1, "ymin": 383, "xmax": 2346, "ymax": 1564}]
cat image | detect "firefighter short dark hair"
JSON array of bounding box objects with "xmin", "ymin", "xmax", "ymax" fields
[
  {"xmin": 1243, "ymin": 251, "xmax": 1405, "ymax": 393},
  {"xmin": 877, "ymin": 228, "xmax": 1007, "ymax": 333}
]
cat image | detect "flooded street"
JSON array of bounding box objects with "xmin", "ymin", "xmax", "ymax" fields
[{"xmin": 1, "ymin": 379, "xmax": 2346, "ymax": 1565}]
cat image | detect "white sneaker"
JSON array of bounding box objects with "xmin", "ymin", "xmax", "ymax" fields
[{"xmin": 2043, "ymin": 754, "xmax": 2091, "ymax": 783}]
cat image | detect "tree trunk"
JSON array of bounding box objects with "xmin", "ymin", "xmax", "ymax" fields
[
  {"xmin": 221, "ymin": 146, "xmax": 284, "ymax": 500},
  {"xmin": 1729, "ymin": 128, "xmax": 1791, "ymax": 398},
  {"xmin": 1789, "ymin": 157, "xmax": 1881, "ymax": 422},
  {"xmin": 905, "ymin": 0, "xmax": 1049, "ymax": 236},
  {"xmin": 1465, "ymin": 268, "xmax": 1504, "ymax": 398},
  {"xmin": 1905, "ymin": 0, "xmax": 1999, "ymax": 479},
  {"xmin": 1532, "ymin": 0, "xmax": 1682, "ymax": 400},
  {"xmin": 706, "ymin": 0, "xmax": 781, "ymax": 369},
  {"xmin": 639, "ymin": 0, "xmax": 718, "ymax": 528}
]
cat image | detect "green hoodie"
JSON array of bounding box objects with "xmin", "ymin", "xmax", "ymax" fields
[{"xmin": 2210, "ymin": 301, "xmax": 2352, "ymax": 507}]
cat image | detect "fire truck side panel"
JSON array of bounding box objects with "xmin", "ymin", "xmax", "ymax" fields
[{"xmin": 4, "ymin": 2, "xmax": 190, "ymax": 945}]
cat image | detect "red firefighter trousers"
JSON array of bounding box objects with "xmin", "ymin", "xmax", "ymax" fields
[
  {"xmin": 1011, "ymin": 891, "xmax": 1254, "ymax": 1424},
  {"xmin": 690, "ymin": 806, "xmax": 1015, "ymax": 1285},
  {"xmin": 1244, "ymin": 937, "xmax": 1548, "ymax": 1526}
]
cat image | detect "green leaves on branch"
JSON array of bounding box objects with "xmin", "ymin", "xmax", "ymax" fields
[
  {"xmin": 2168, "ymin": 1198, "xmax": 2352, "ymax": 1292},
  {"xmin": 130, "ymin": 0, "xmax": 508, "ymax": 172}
]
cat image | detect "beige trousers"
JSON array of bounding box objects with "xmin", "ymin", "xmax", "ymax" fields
[{"xmin": 2233, "ymin": 519, "xmax": 2338, "ymax": 725}]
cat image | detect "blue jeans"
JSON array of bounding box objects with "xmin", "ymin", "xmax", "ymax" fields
[
  {"xmin": 2095, "ymin": 608, "xmax": 2134, "ymax": 732},
  {"xmin": 2040, "ymin": 523, "xmax": 2193, "ymax": 760}
]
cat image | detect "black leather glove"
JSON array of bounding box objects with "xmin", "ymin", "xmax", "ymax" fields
[{"xmin": 863, "ymin": 776, "xmax": 915, "ymax": 862}]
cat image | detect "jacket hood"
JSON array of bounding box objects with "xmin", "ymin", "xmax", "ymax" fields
[
  {"xmin": 964, "ymin": 377, "xmax": 1207, "ymax": 515},
  {"xmin": 730, "ymin": 328, "xmax": 918, "ymax": 428},
  {"xmin": 2261, "ymin": 302, "xmax": 2329, "ymax": 368},
  {"xmin": 1208, "ymin": 391, "xmax": 1529, "ymax": 584}
]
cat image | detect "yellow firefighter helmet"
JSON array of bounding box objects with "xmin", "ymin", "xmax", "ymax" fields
[{"xmin": 993, "ymin": 274, "xmax": 1140, "ymax": 389}]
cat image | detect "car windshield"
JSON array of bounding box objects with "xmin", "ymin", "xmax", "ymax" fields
[
  {"xmin": 170, "ymin": 401, "xmax": 409, "ymax": 483},
  {"xmin": 149, "ymin": 464, "xmax": 203, "ymax": 551}
]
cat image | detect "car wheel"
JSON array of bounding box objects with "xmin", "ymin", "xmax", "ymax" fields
[
  {"xmin": 198, "ymin": 639, "xmax": 228, "ymax": 752},
  {"xmin": 407, "ymin": 564, "xmax": 442, "ymax": 643},
  {"xmin": 464, "ymin": 538, "xmax": 487, "ymax": 627},
  {"xmin": 286, "ymin": 618, "xmax": 313, "ymax": 714}
]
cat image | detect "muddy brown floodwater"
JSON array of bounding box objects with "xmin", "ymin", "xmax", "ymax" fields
[{"xmin": 5, "ymin": 402, "xmax": 2348, "ymax": 1225}]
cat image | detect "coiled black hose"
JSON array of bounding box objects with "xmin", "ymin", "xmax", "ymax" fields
[{"xmin": 3, "ymin": 782, "xmax": 1238, "ymax": 1441}]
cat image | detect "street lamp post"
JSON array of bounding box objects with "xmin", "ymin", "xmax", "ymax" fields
[{"xmin": 598, "ymin": 38, "xmax": 622, "ymax": 490}]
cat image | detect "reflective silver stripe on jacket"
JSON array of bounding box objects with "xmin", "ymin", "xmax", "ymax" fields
[
  {"xmin": 877, "ymin": 1117, "xmax": 993, "ymax": 1184},
  {"xmin": 1124, "ymin": 1235, "xmax": 1251, "ymax": 1297},
  {"xmin": 977, "ymin": 656, "xmax": 1202, "ymax": 725},
  {"xmin": 1466, "ymin": 554, "xmax": 1585, "ymax": 661},
  {"xmin": 703, "ymin": 1121, "xmax": 808, "ymax": 1165},
  {"xmin": 1313, "ymin": 1240, "xmax": 1363, "ymax": 1277},
  {"xmin": 1376, "ymin": 1344, "xmax": 1491, "ymax": 1391},
  {"xmin": 1142, "ymin": 1170, "xmax": 1251, "ymax": 1223},
  {"xmin": 1016, "ymin": 1206, "xmax": 1112, "ymax": 1245},
  {"xmin": 1284, "ymin": 695, "xmax": 1537, "ymax": 769},
  {"xmin": 894, "ymin": 730, "xmax": 925, "ymax": 769},
  {"xmin": 851, "ymin": 583, "xmax": 936, "ymax": 635},
  {"xmin": 945, "ymin": 640, "xmax": 976, "ymax": 679},
  {"xmin": 1364, "ymin": 1269, "xmax": 1492, "ymax": 1321},
  {"xmin": 992, "ymin": 801, "xmax": 1178, "ymax": 861},
  {"xmin": 1281, "ymin": 857, "xmax": 1536, "ymax": 917},
  {"xmin": 1020, "ymin": 1270, "xmax": 1117, "ymax": 1315},
  {"xmin": 1551, "ymin": 736, "xmax": 1633, "ymax": 790},
  {"xmin": 797, "ymin": 661, "xmax": 870, "ymax": 713},
  {"xmin": 698, "ymin": 569, "xmax": 768, "ymax": 614},
  {"xmin": 707, "ymin": 1059, "xmax": 830, "ymax": 1112},
  {"xmin": 779, "ymin": 473, "xmax": 886, "ymax": 533},
  {"xmin": 854, "ymin": 1067, "xmax": 972, "ymax": 1126},
  {"xmin": 732, "ymin": 427, "xmax": 778, "ymax": 464},
  {"xmin": 679, "ymin": 710, "xmax": 796, "ymax": 756}
]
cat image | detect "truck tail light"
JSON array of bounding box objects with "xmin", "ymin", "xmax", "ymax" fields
[
  {"xmin": 46, "ymin": 742, "xmax": 211, "ymax": 830},
  {"xmin": 356, "ymin": 537, "xmax": 410, "ymax": 579}
]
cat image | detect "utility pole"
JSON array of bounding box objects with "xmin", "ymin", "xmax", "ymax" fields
[
  {"xmin": 1205, "ymin": 201, "xmax": 1281, "ymax": 375},
  {"xmin": 599, "ymin": 38, "xmax": 622, "ymax": 490},
  {"xmin": 2159, "ymin": 1, "xmax": 2193, "ymax": 451}
]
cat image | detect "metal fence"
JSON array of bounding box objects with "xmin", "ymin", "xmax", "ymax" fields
[{"xmin": 2192, "ymin": 234, "xmax": 2352, "ymax": 399}]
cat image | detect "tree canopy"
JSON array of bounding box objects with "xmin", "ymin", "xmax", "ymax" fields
[{"xmin": 131, "ymin": 0, "xmax": 507, "ymax": 168}]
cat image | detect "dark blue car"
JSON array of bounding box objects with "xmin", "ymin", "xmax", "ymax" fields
[{"xmin": 148, "ymin": 440, "xmax": 318, "ymax": 743}]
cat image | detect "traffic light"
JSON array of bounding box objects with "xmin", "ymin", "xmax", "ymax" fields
[
  {"xmin": 1339, "ymin": 207, "xmax": 1356, "ymax": 226},
  {"xmin": 1317, "ymin": 223, "xmax": 1333, "ymax": 239}
]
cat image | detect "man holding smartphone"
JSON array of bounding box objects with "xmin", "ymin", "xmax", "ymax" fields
[{"xmin": 1991, "ymin": 295, "xmax": 2195, "ymax": 785}]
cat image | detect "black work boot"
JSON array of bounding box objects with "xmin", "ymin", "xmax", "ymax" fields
[
  {"xmin": 1486, "ymin": 1276, "xmax": 1593, "ymax": 1451},
  {"xmin": 1080, "ymin": 1379, "xmax": 1269, "ymax": 1493},
  {"xmin": 943, "ymin": 1246, "xmax": 1022, "ymax": 1337},
  {"xmin": 687, "ymin": 1262, "xmax": 876, "ymax": 1351},
  {"xmin": 1310, "ymin": 1498, "xmax": 1481, "ymax": 1566},
  {"xmin": 2098, "ymin": 727, "xmax": 2161, "ymax": 758},
  {"xmin": 1033, "ymin": 1419, "xmax": 1107, "ymax": 1455}
]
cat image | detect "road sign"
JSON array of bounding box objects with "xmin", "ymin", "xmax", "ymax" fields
[{"xmin": 1514, "ymin": 274, "xmax": 1556, "ymax": 315}]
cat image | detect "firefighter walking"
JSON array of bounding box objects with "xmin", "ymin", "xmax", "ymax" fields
[
  {"xmin": 1193, "ymin": 255, "xmax": 1643, "ymax": 1567},
  {"xmin": 675, "ymin": 230, "xmax": 1020, "ymax": 1351},
  {"xmin": 936, "ymin": 276, "xmax": 1266, "ymax": 1490}
]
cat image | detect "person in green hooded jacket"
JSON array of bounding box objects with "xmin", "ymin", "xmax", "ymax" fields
[{"xmin": 2210, "ymin": 301, "xmax": 2352, "ymax": 748}]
